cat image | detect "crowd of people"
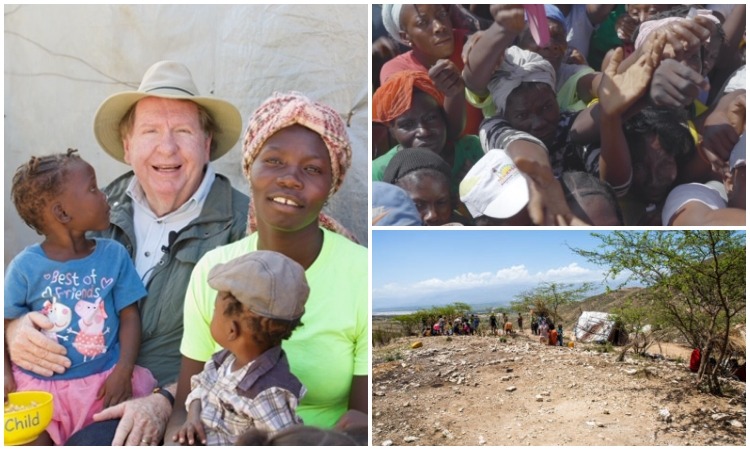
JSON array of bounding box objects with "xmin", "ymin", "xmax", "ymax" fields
[
  {"xmin": 531, "ymin": 315, "xmax": 565, "ymax": 346},
  {"xmin": 372, "ymin": 4, "xmax": 746, "ymax": 226},
  {"xmin": 422, "ymin": 310, "xmax": 568, "ymax": 347}
]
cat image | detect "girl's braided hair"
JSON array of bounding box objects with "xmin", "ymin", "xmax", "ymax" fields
[{"xmin": 11, "ymin": 148, "xmax": 81, "ymax": 234}]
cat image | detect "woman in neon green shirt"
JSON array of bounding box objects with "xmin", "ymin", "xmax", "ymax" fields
[{"xmin": 165, "ymin": 93, "xmax": 368, "ymax": 439}]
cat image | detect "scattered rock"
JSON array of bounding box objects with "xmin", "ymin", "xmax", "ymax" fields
[
  {"xmin": 403, "ymin": 436, "xmax": 419, "ymax": 443},
  {"xmin": 506, "ymin": 386, "xmax": 517, "ymax": 392},
  {"xmin": 382, "ymin": 440, "xmax": 393, "ymax": 446},
  {"xmin": 729, "ymin": 420, "xmax": 743, "ymax": 428},
  {"xmin": 478, "ymin": 435, "xmax": 486, "ymax": 445},
  {"xmin": 659, "ymin": 408, "xmax": 672, "ymax": 423},
  {"xmin": 535, "ymin": 394, "xmax": 544, "ymax": 402}
]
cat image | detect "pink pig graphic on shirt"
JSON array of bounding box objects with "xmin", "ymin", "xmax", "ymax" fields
[
  {"xmin": 67, "ymin": 297, "xmax": 110, "ymax": 361},
  {"xmin": 40, "ymin": 297, "xmax": 72, "ymax": 343}
]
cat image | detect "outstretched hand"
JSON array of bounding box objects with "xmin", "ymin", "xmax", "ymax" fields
[
  {"xmin": 514, "ymin": 158, "xmax": 590, "ymax": 226},
  {"xmin": 599, "ymin": 34, "xmax": 666, "ymax": 116},
  {"xmin": 658, "ymin": 15, "xmax": 715, "ymax": 62},
  {"xmin": 429, "ymin": 59, "xmax": 464, "ymax": 98}
]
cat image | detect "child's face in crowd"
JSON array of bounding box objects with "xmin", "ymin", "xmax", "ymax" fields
[
  {"xmin": 632, "ymin": 135, "xmax": 678, "ymax": 204},
  {"xmin": 396, "ymin": 170, "xmax": 453, "ymax": 226},
  {"xmin": 400, "ymin": 4, "xmax": 454, "ymax": 61},
  {"xmin": 519, "ymin": 20, "xmax": 568, "ymax": 72},
  {"xmin": 504, "ymin": 84, "xmax": 560, "ymax": 148},
  {"xmin": 627, "ymin": 4, "xmax": 672, "ymax": 24},
  {"xmin": 250, "ymin": 125, "xmax": 333, "ymax": 233},
  {"xmin": 56, "ymin": 159, "xmax": 110, "ymax": 233},
  {"xmin": 702, "ymin": 32, "xmax": 721, "ymax": 76},
  {"xmin": 389, "ymin": 91, "xmax": 448, "ymax": 153}
]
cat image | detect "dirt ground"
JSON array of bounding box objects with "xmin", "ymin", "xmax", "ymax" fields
[{"xmin": 372, "ymin": 332, "xmax": 746, "ymax": 446}]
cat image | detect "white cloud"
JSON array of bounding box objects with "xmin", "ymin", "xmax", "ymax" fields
[{"xmin": 373, "ymin": 263, "xmax": 611, "ymax": 300}]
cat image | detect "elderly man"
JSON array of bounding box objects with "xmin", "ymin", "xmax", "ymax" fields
[{"xmin": 5, "ymin": 60, "xmax": 249, "ymax": 445}]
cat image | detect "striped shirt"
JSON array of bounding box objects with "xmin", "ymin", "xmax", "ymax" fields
[{"xmin": 479, "ymin": 111, "xmax": 601, "ymax": 180}]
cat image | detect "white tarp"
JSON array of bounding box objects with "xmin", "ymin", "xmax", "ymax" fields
[
  {"xmin": 575, "ymin": 311, "xmax": 619, "ymax": 344},
  {"xmin": 4, "ymin": 4, "xmax": 368, "ymax": 265}
]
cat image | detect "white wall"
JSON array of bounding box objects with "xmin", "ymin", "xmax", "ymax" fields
[{"xmin": 4, "ymin": 4, "xmax": 369, "ymax": 266}]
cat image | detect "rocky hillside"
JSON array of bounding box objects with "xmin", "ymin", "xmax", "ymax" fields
[{"xmin": 373, "ymin": 333, "xmax": 746, "ymax": 446}]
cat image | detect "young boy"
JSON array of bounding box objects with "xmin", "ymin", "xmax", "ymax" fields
[{"xmin": 173, "ymin": 251, "xmax": 309, "ymax": 446}]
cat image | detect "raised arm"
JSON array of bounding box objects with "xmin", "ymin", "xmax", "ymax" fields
[
  {"xmin": 429, "ymin": 59, "xmax": 466, "ymax": 139},
  {"xmin": 596, "ymin": 37, "xmax": 664, "ymax": 190},
  {"xmin": 586, "ymin": 5, "xmax": 616, "ymax": 26},
  {"xmin": 463, "ymin": 5, "xmax": 525, "ymax": 96}
]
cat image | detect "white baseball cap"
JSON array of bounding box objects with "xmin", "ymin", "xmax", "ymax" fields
[{"xmin": 459, "ymin": 149, "xmax": 529, "ymax": 219}]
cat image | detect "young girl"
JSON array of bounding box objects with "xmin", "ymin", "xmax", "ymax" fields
[{"xmin": 4, "ymin": 149, "xmax": 156, "ymax": 445}]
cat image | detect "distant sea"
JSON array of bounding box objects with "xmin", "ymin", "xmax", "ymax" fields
[
  {"xmin": 372, "ymin": 301, "xmax": 510, "ymax": 317},
  {"xmin": 372, "ymin": 310, "xmax": 417, "ymax": 317}
]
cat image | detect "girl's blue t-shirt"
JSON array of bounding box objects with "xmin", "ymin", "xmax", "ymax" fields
[{"xmin": 5, "ymin": 238, "xmax": 146, "ymax": 380}]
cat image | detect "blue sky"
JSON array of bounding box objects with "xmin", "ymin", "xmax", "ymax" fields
[{"xmin": 372, "ymin": 230, "xmax": 634, "ymax": 311}]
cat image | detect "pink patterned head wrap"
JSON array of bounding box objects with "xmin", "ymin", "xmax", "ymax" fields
[{"xmin": 242, "ymin": 92, "xmax": 357, "ymax": 241}]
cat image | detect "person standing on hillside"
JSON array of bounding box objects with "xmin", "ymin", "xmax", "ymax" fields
[
  {"xmin": 517, "ymin": 313, "xmax": 523, "ymax": 332},
  {"xmin": 539, "ymin": 318, "xmax": 549, "ymax": 345},
  {"xmin": 489, "ymin": 313, "xmax": 498, "ymax": 335},
  {"xmin": 548, "ymin": 325, "xmax": 559, "ymax": 346}
]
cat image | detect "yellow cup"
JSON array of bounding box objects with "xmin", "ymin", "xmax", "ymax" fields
[{"xmin": 4, "ymin": 391, "xmax": 54, "ymax": 446}]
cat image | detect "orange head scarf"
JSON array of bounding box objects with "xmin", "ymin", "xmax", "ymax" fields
[{"xmin": 372, "ymin": 70, "xmax": 445, "ymax": 124}]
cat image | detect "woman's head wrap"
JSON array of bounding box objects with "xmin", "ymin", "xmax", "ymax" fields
[
  {"xmin": 243, "ymin": 92, "xmax": 351, "ymax": 197},
  {"xmin": 372, "ymin": 70, "xmax": 445, "ymax": 124},
  {"xmin": 383, "ymin": 147, "xmax": 451, "ymax": 184},
  {"xmin": 488, "ymin": 46, "xmax": 556, "ymax": 117},
  {"xmin": 382, "ymin": 4, "xmax": 407, "ymax": 45},
  {"xmin": 242, "ymin": 92, "xmax": 356, "ymax": 241}
]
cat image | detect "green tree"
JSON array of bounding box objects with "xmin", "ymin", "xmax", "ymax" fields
[
  {"xmin": 572, "ymin": 230, "xmax": 746, "ymax": 394},
  {"xmin": 511, "ymin": 288, "xmax": 547, "ymax": 319},
  {"xmin": 609, "ymin": 295, "xmax": 668, "ymax": 361},
  {"xmin": 516, "ymin": 282, "xmax": 592, "ymax": 325}
]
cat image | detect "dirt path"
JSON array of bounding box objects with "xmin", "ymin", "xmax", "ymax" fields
[{"xmin": 372, "ymin": 333, "xmax": 746, "ymax": 446}]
